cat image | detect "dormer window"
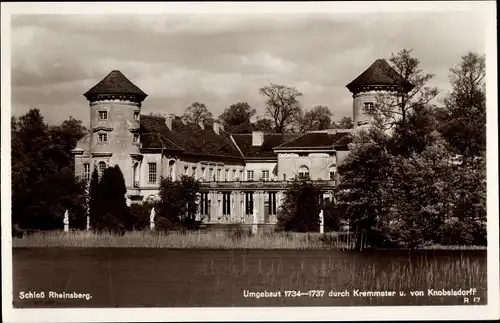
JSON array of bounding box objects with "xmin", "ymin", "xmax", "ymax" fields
[
  {"xmin": 99, "ymin": 111, "xmax": 108, "ymax": 120},
  {"xmin": 98, "ymin": 133, "xmax": 108, "ymax": 143}
]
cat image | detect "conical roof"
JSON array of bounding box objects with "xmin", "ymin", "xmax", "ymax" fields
[
  {"xmin": 346, "ymin": 59, "xmax": 411, "ymax": 93},
  {"xmin": 84, "ymin": 70, "xmax": 147, "ymax": 100}
]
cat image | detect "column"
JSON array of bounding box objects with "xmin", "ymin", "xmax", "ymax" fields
[
  {"xmin": 258, "ymin": 191, "xmax": 265, "ymax": 224},
  {"xmin": 217, "ymin": 192, "xmax": 223, "ymax": 223},
  {"xmin": 209, "ymin": 190, "xmax": 217, "ymax": 223}
]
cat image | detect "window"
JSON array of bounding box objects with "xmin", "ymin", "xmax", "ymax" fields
[
  {"xmin": 184, "ymin": 166, "xmax": 189, "ymax": 175},
  {"xmin": 247, "ymin": 170, "xmax": 254, "ymax": 181},
  {"xmin": 245, "ymin": 192, "xmax": 254, "ymax": 215},
  {"xmin": 283, "ymin": 174, "xmax": 287, "ymax": 181},
  {"xmin": 98, "ymin": 133, "xmax": 108, "ymax": 143},
  {"xmin": 209, "ymin": 168, "xmax": 214, "ymax": 181},
  {"xmin": 98, "ymin": 161, "xmax": 107, "ymax": 177},
  {"xmin": 83, "ymin": 163, "xmax": 90, "ymax": 181},
  {"xmin": 262, "ymin": 170, "xmax": 270, "ymax": 181},
  {"xmin": 239, "ymin": 170, "xmax": 243, "ymax": 180},
  {"xmin": 201, "ymin": 167, "xmax": 206, "ymax": 181},
  {"xmin": 98, "ymin": 111, "xmax": 108, "ymax": 120},
  {"xmin": 225, "ymin": 169, "xmax": 229, "ymax": 181},
  {"xmin": 133, "ymin": 134, "xmax": 139, "ymax": 144},
  {"xmin": 148, "ymin": 163, "xmax": 157, "ymax": 184},
  {"xmin": 192, "ymin": 166, "xmax": 197, "ymax": 177},
  {"xmin": 268, "ymin": 192, "xmax": 277, "ymax": 215},
  {"xmin": 222, "ymin": 192, "xmax": 231, "ymax": 215},
  {"xmin": 200, "ymin": 192, "xmax": 209, "ymax": 215},
  {"xmin": 232, "ymin": 169, "xmax": 236, "ymax": 181},
  {"xmin": 329, "ymin": 166, "xmax": 337, "ymax": 180},
  {"xmin": 364, "ymin": 102, "xmax": 374, "ymax": 111},
  {"xmin": 298, "ymin": 166, "xmax": 309, "ymax": 180},
  {"xmin": 133, "ymin": 111, "xmax": 140, "ymax": 120},
  {"xmin": 216, "ymin": 169, "xmax": 221, "ymax": 181}
]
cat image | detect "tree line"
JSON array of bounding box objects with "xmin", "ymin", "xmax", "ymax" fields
[{"xmin": 183, "ymin": 94, "xmax": 353, "ymax": 134}]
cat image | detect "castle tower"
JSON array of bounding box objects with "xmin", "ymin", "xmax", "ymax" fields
[
  {"xmin": 346, "ymin": 59, "xmax": 412, "ymax": 129},
  {"xmin": 83, "ymin": 70, "xmax": 147, "ymax": 187}
]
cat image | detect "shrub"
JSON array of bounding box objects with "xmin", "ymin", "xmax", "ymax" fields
[
  {"xmin": 129, "ymin": 201, "xmax": 155, "ymax": 231},
  {"xmin": 277, "ymin": 180, "xmax": 321, "ymax": 232}
]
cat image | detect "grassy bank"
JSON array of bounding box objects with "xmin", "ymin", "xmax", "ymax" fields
[
  {"xmin": 12, "ymin": 230, "xmax": 486, "ymax": 250},
  {"xmin": 12, "ymin": 230, "xmax": 346, "ymax": 249}
]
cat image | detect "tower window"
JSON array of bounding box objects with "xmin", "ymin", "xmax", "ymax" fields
[
  {"xmin": 133, "ymin": 134, "xmax": 139, "ymax": 144},
  {"xmin": 98, "ymin": 111, "xmax": 108, "ymax": 120},
  {"xmin": 363, "ymin": 102, "xmax": 374, "ymax": 111},
  {"xmin": 148, "ymin": 163, "xmax": 157, "ymax": 184},
  {"xmin": 133, "ymin": 111, "xmax": 140, "ymax": 120},
  {"xmin": 98, "ymin": 133, "xmax": 108, "ymax": 143},
  {"xmin": 83, "ymin": 163, "xmax": 90, "ymax": 181}
]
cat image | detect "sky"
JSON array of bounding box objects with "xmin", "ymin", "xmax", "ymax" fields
[{"xmin": 9, "ymin": 9, "xmax": 488, "ymax": 126}]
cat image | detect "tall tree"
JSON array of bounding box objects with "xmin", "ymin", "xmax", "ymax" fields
[
  {"xmin": 219, "ymin": 102, "xmax": 256, "ymax": 134},
  {"xmin": 365, "ymin": 49, "xmax": 439, "ymax": 128},
  {"xmin": 92, "ymin": 165, "xmax": 130, "ymax": 233},
  {"xmin": 277, "ymin": 180, "xmax": 322, "ymax": 232},
  {"xmin": 331, "ymin": 116, "xmax": 354, "ymax": 129},
  {"xmin": 157, "ymin": 175, "xmax": 200, "ymax": 230},
  {"xmin": 438, "ymin": 52, "xmax": 486, "ymax": 164},
  {"xmin": 252, "ymin": 117, "xmax": 275, "ymax": 133},
  {"xmin": 183, "ymin": 102, "xmax": 214, "ymax": 124},
  {"xmin": 296, "ymin": 105, "xmax": 333, "ymax": 132},
  {"xmin": 259, "ymin": 83, "xmax": 302, "ymax": 133}
]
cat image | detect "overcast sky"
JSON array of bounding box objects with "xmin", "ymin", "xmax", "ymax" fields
[{"xmin": 10, "ymin": 10, "xmax": 487, "ymax": 125}]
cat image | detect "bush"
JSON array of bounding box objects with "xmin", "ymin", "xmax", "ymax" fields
[
  {"xmin": 277, "ymin": 180, "xmax": 321, "ymax": 232},
  {"xmin": 129, "ymin": 201, "xmax": 155, "ymax": 231},
  {"xmin": 156, "ymin": 217, "xmax": 174, "ymax": 232}
]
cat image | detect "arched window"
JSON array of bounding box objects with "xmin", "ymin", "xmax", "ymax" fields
[
  {"xmin": 329, "ymin": 166, "xmax": 337, "ymax": 180},
  {"xmin": 298, "ymin": 166, "xmax": 309, "ymax": 180},
  {"xmin": 98, "ymin": 161, "xmax": 107, "ymax": 177}
]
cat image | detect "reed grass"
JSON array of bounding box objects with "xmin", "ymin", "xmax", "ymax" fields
[
  {"xmin": 12, "ymin": 230, "xmax": 487, "ymax": 250},
  {"xmin": 12, "ymin": 230, "xmax": 345, "ymax": 249},
  {"xmin": 195, "ymin": 251, "xmax": 487, "ymax": 305}
]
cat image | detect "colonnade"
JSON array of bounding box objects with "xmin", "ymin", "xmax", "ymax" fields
[{"xmin": 196, "ymin": 190, "xmax": 334, "ymax": 225}]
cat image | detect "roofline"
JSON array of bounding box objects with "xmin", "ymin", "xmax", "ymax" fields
[
  {"xmin": 229, "ymin": 134, "xmax": 246, "ymax": 158},
  {"xmin": 274, "ymin": 145, "xmax": 335, "ymax": 150}
]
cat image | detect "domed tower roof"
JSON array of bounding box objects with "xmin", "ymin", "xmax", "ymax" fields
[
  {"xmin": 84, "ymin": 70, "xmax": 147, "ymax": 102},
  {"xmin": 346, "ymin": 59, "xmax": 413, "ymax": 93}
]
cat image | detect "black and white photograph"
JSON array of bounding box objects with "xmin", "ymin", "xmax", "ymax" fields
[{"xmin": 1, "ymin": 1, "xmax": 499, "ymax": 322}]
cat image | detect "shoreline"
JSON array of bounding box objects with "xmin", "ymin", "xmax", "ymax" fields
[{"xmin": 11, "ymin": 230, "xmax": 487, "ymax": 250}]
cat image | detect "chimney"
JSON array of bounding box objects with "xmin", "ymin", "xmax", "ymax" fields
[
  {"xmin": 252, "ymin": 131, "xmax": 264, "ymax": 146},
  {"xmin": 165, "ymin": 114, "xmax": 174, "ymax": 131},
  {"xmin": 213, "ymin": 121, "xmax": 220, "ymax": 135},
  {"xmin": 199, "ymin": 120, "xmax": 205, "ymax": 130}
]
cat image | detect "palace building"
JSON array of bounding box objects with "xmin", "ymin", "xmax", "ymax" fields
[{"xmin": 72, "ymin": 59, "xmax": 405, "ymax": 225}]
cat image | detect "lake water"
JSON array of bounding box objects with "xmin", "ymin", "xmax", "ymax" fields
[{"xmin": 12, "ymin": 248, "xmax": 487, "ymax": 307}]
